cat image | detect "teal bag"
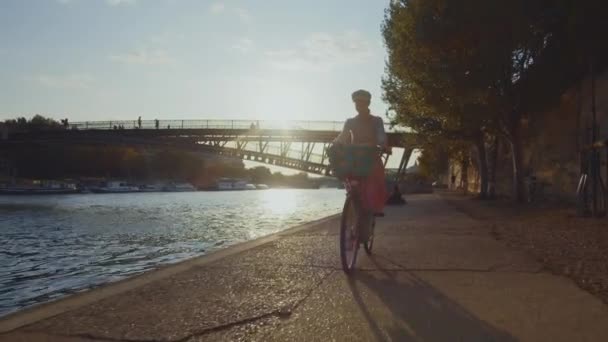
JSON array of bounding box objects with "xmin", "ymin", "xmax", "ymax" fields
[{"xmin": 328, "ymin": 144, "xmax": 377, "ymax": 178}]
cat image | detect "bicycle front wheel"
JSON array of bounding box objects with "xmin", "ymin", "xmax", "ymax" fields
[{"xmin": 340, "ymin": 195, "xmax": 359, "ymax": 274}]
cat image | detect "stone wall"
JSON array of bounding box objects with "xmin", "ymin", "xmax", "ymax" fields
[{"xmin": 525, "ymin": 69, "xmax": 608, "ymax": 201}]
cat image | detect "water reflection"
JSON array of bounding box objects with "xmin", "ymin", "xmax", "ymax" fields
[
  {"xmin": 0, "ymin": 189, "xmax": 343, "ymax": 317},
  {"xmin": 262, "ymin": 189, "xmax": 298, "ymax": 215}
]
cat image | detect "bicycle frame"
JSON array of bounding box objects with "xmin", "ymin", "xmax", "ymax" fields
[{"xmin": 343, "ymin": 177, "xmax": 368, "ymax": 212}]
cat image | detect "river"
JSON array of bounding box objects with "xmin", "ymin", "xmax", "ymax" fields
[{"xmin": 0, "ymin": 189, "xmax": 344, "ymax": 317}]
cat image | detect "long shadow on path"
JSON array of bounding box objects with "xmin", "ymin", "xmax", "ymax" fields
[{"xmin": 347, "ymin": 255, "xmax": 516, "ymax": 342}]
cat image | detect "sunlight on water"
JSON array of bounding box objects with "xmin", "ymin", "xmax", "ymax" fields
[
  {"xmin": 261, "ymin": 189, "xmax": 298, "ymax": 215},
  {"xmin": 0, "ymin": 189, "xmax": 344, "ymax": 317}
]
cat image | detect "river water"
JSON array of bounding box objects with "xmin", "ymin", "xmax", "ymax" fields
[{"xmin": 0, "ymin": 189, "xmax": 344, "ymax": 317}]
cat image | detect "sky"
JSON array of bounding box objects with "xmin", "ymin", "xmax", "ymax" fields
[
  {"xmin": 0, "ymin": 0, "xmax": 418, "ymax": 174},
  {"xmin": 0, "ymin": 0, "xmax": 391, "ymax": 123}
]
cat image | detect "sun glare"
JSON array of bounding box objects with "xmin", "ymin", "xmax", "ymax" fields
[
  {"xmin": 261, "ymin": 189, "xmax": 298, "ymax": 215},
  {"xmin": 275, "ymin": 119, "xmax": 292, "ymax": 130}
]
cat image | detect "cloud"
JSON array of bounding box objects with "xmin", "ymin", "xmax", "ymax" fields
[
  {"xmin": 265, "ymin": 31, "xmax": 374, "ymax": 71},
  {"xmin": 209, "ymin": 3, "xmax": 251, "ymax": 22},
  {"xmin": 209, "ymin": 2, "xmax": 225, "ymax": 14},
  {"xmin": 147, "ymin": 32, "xmax": 185, "ymax": 45},
  {"xmin": 29, "ymin": 73, "xmax": 93, "ymax": 89},
  {"xmin": 234, "ymin": 7, "xmax": 251, "ymax": 22},
  {"xmin": 109, "ymin": 49, "xmax": 173, "ymax": 65},
  {"xmin": 232, "ymin": 38, "xmax": 254, "ymax": 54}
]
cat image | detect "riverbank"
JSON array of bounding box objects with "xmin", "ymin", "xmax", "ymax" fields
[
  {"xmin": 441, "ymin": 191, "xmax": 608, "ymax": 305},
  {"xmin": 0, "ymin": 214, "xmax": 340, "ymax": 334},
  {"xmin": 2, "ymin": 194, "xmax": 608, "ymax": 341}
]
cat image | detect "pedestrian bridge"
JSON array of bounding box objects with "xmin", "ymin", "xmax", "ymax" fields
[{"xmin": 2, "ymin": 119, "xmax": 416, "ymax": 176}]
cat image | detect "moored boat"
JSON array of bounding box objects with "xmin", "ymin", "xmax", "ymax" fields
[
  {"xmin": 0, "ymin": 181, "xmax": 80, "ymax": 195},
  {"xmin": 0, "ymin": 187, "xmax": 80, "ymax": 195},
  {"xmin": 140, "ymin": 184, "xmax": 163, "ymax": 192},
  {"xmin": 91, "ymin": 181, "xmax": 140, "ymax": 193},
  {"xmin": 215, "ymin": 178, "xmax": 260, "ymax": 191},
  {"xmin": 162, "ymin": 182, "xmax": 196, "ymax": 192}
]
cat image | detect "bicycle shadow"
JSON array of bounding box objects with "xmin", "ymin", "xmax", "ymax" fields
[{"xmin": 346, "ymin": 254, "xmax": 517, "ymax": 342}]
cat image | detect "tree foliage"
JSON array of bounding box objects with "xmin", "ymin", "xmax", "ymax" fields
[
  {"xmin": 382, "ymin": 0, "xmax": 608, "ymax": 201},
  {"xmin": 2, "ymin": 115, "xmax": 63, "ymax": 130}
]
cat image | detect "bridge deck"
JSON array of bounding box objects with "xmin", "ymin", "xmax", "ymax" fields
[
  {"xmin": 1, "ymin": 120, "xmax": 415, "ymax": 176},
  {"xmin": 64, "ymin": 119, "xmax": 408, "ymax": 133}
]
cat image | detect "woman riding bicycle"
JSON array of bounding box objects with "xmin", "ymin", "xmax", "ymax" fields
[{"xmin": 333, "ymin": 89, "xmax": 389, "ymax": 217}]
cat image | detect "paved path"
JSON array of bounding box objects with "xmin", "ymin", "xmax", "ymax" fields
[{"xmin": 2, "ymin": 194, "xmax": 608, "ymax": 341}]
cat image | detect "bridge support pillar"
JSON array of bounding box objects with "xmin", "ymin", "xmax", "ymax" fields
[{"xmin": 396, "ymin": 148, "xmax": 414, "ymax": 181}]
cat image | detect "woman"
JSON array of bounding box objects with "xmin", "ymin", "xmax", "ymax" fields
[{"xmin": 334, "ymin": 89, "xmax": 388, "ymax": 216}]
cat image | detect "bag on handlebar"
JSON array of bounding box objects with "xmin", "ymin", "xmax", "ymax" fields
[{"xmin": 328, "ymin": 144, "xmax": 377, "ymax": 179}]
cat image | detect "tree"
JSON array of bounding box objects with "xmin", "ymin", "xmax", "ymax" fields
[
  {"xmin": 249, "ymin": 166, "xmax": 272, "ymax": 184},
  {"xmin": 2, "ymin": 115, "xmax": 62, "ymax": 130},
  {"xmin": 382, "ymin": 0, "xmax": 606, "ymax": 202},
  {"xmin": 418, "ymin": 143, "xmax": 449, "ymax": 181},
  {"xmin": 382, "ymin": 0, "xmax": 495, "ymax": 198}
]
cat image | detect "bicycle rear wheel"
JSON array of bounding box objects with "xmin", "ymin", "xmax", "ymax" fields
[{"xmin": 340, "ymin": 195, "xmax": 359, "ymax": 274}]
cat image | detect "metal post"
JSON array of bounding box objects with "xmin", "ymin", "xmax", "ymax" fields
[
  {"xmin": 396, "ymin": 148, "xmax": 413, "ymax": 181},
  {"xmin": 590, "ymin": 60, "xmax": 599, "ymax": 216},
  {"xmin": 181, "ymin": 120, "xmax": 184, "ymax": 129}
]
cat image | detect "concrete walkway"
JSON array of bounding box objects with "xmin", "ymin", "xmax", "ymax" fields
[{"xmin": 2, "ymin": 194, "xmax": 608, "ymax": 341}]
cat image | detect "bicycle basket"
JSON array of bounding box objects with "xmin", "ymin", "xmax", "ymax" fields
[{"xmin": 328, "ymin": 144, "xmax": 377, "ymax": 178}]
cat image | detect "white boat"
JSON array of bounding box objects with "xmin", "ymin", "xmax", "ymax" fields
[
  {"xmin": 140, "ymin": 184, "xmax": 163, "ymax": 192},
  {"xmin": 245, "ymin": 184, "xmax": 257, "ymax": 190},
  {"xmin": 216, "ymin": 178, "xmax": 250, "ymax": 191},
  {"xmin": 0, "ymin": 186, "xmax": 79, "ymax": 195},
  {"xmin": 255, "ymin": 184, "xmax": 269, "ymax": 190},
  {"xmin": 163, "ymin": 182, "xmax": 196, "ymax": 192},
  {"xmin": 92, "ymin": 181, "xmax": 140, "ymax": 194}
]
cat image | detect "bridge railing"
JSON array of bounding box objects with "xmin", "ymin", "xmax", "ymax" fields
[{"xmin": 68, "ymin": 119, "xmax": 407, "ymax": 133}]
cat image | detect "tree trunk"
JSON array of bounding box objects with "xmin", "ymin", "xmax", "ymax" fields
[
  {"xmin": 510, "ymin": 122, "xmax": 526, "ymax": 203},
  {"xmin": 461, "ymin": 156, "xmax": 469, "ymax": 195},
  {"xmin": 474, "ymin": 132, "xmax": 489, "ymax": 199},
  {"xmin": 488, "ymin": 136, "xmax": 499, "ymax": 199}
]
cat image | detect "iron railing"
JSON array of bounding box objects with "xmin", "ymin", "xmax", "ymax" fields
[{"xmin": 66, "ymin": 119, "xmax": 405, "ymax": 133}]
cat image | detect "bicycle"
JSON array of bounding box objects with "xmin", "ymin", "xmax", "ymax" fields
[
  {"xmin": 340, "ymin": 176, "xmax": 376, "ymax": 273},
  {"xmin": 328, "ymin": 143, "xmax": 386, "ymax": 274}
]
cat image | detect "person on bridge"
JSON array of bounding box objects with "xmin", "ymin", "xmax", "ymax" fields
[{"xmin": 333, "ymin": 89, "xmax": 389, "ymax": 216}]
